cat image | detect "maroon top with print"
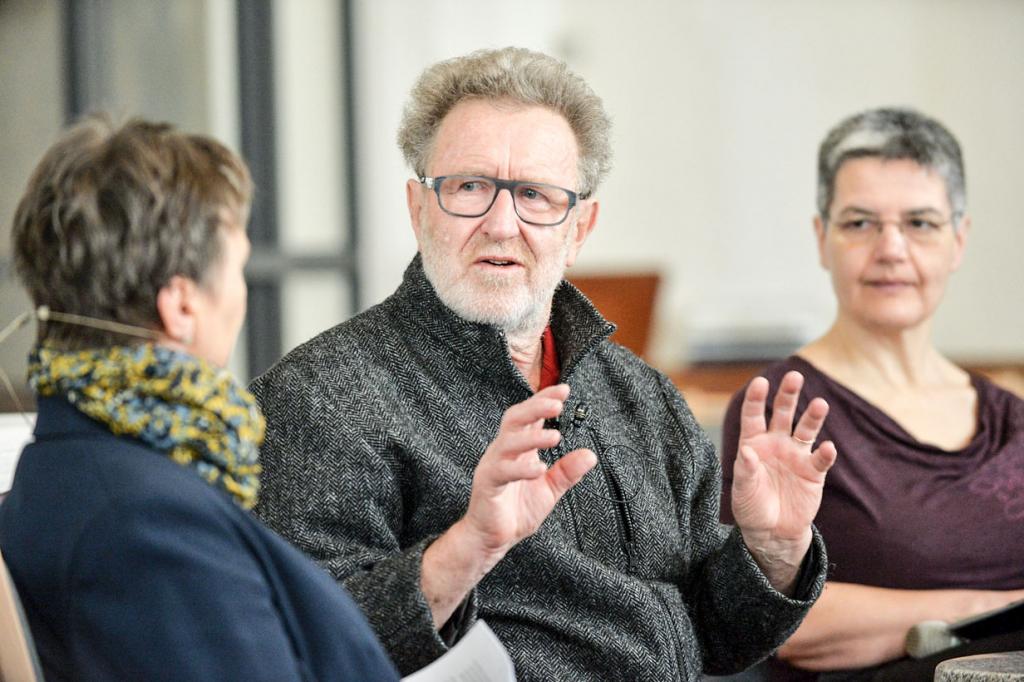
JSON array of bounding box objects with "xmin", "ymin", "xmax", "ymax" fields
[{"xmin": 720, "ymin": 355, "xmax": 1024, "ymax": 591}]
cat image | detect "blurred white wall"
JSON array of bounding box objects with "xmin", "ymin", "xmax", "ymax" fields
[
  {"xmin": 353, "ymin": 0, "xmax": 1024, "ymax": 368},
  {"xmin": 273, "ymin": 0, "xmax": 352, "ymax": 353},
  {"xmin": 2, "ymin": 0, "xmax": 1022, "ymax": 395},
  {"xmin": 0, "ymin": 0, "xmax": 65, "ymax": 406},
  {"xmin": 0, "ymin": 0, "xmax": 244, "ymax": 391},
  {"xmin": 352, "ymin": 1, "xmax": 569, "ymax": 318}
]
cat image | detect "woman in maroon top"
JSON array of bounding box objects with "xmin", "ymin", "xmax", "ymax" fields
[{"xmin": 721, "ymin": 108, "xmax": 1024, "ymax": 679}]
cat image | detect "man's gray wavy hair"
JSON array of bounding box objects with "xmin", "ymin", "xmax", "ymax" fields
[
  {"xmin": 397, "ymin": 47, "xmax": 612, "ymax": 198},
  {"xmin": 817, "ymin": 107, "xmax": 966, "ymax": 223}
]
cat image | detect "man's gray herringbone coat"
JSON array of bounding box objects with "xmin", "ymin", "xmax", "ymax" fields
[{"xmin": 251, "ymin": 256, "xmax": 826, "ymax": 681}]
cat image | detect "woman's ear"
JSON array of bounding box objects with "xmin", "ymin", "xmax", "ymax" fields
[
  {"xmin": 950, "ymin": 214, "xmax": 971, "ymax": 272},
  {"xmin": 156, "ymin": 275, "xmax": 198, "ymax": 346},
  {"xmin": 813, "ymin": 215, "xmax": 829, "ymax": 270}
]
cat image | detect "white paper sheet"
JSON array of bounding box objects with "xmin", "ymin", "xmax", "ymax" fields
[{"xmin": 402, "ymin": 620, "xmax": 515, "ymax": 682}]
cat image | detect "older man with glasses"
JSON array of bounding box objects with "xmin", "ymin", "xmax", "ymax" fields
[{"xmin": 252, "ymin": 47, "xmax": 837, "ymax": 681}]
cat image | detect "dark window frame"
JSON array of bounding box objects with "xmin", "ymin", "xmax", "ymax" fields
[{"xmin": 58, "ymin": 0, "xmax": 362, "ymax": 381}]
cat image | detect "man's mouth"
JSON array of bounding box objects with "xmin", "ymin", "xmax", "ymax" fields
[{"xmin": 478, "ymin": 257, "xmax": 520, "ymax": 267}]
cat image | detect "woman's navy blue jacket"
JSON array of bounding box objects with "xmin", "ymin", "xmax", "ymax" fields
[{"xmin": 0, "ymin": 397, "xmax": 400, "ymax": 681}]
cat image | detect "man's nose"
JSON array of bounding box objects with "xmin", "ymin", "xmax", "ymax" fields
[{"xmin": 481, "ymin": 187, "xmax": 521, "ymax": 241}]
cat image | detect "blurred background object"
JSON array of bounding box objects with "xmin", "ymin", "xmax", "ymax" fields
[
  {"xmin": 3, "ymin": 0, "xmax": 1023, "ymax": 434},
  {"xmin": 568, "ymin": 272, "xmax": 660, "ymax": 361}
]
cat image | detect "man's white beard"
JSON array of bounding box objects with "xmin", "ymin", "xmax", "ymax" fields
[{"xmin": 419, "ymin": 225, "xmax": 570, "ymax": 337}]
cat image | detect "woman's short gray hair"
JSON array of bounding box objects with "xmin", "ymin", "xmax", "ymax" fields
[
  {"xmin": 817, "ymin": 107, "xmax": 966, "ymax": 222},
  {"xmin": 11, "ymin": 115, "xmax": 252, "ymax": 348},
  {"xmin": 397, "ymin": 46, "xmax": 612, "ymax": 198}
]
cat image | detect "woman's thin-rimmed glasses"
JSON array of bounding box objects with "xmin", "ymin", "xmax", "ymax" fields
[{"xmin": 828, "ymin": 213, "xmax": 955, "ymax": 245}]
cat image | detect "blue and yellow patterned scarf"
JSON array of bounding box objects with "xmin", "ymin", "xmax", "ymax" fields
[{"xmin": 28, "ymin": 344, "xmax": 264, "ymax": 509}]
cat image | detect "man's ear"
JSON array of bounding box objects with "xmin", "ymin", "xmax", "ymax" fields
[
  {"xmin": 156, "ymin": 275, "xmax": 198, "ymax": 345},
  {"xmin": 564, "ymin": 199, "xmax": 599, "ymax": 268},
  {"xmin": 407, "ymin": 179, "xmax": 425, "ymax": 245}
]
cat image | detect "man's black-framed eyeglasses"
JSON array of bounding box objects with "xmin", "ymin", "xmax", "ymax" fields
[{"xmin": 419, "ymin": 175, "xmax": 585, "ymax": 227}]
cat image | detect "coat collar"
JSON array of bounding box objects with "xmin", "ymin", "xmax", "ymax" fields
[
  {"xmin": 33, "ymin": 396, "xmax": 107, "ymax": 439},
  {"xmin": 391, "ymin": 254, "xmax": 616, "ymax": 391}
]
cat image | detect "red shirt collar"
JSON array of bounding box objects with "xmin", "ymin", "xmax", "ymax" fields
[{"xmin": 539, "ymin": 326, "xmax": 560, "ymax": 389}]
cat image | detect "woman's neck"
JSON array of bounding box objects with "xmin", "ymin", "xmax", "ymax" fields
[
  {"xmin": 799, "ymin": 313, "xmax": 977, "ymax": 450},
  {"xmin": 799, "ymin": 314, "xmax": 961, "ymax": 390}
]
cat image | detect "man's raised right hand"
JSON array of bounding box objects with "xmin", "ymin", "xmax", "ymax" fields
[{"xmin": 421, "ymin": 384, "xmax": 596, "ymax": 627}]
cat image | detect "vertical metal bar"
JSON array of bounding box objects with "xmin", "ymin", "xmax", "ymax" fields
[
  {"xmin": 237, "ymin": 0, "xmax": 279, "ymax": 249},
  {"xmin": 61, "ymin": 0, "xmax": 112, "ymax": 123},
  {"xmin": 60, "ymin": 0, "xmax": 86, "ymax": 122},
  {"xmin": 340, "ymin": 0, "xmax": 362, "ymax": 314},
  {"xmin": 237, "ymin": 0, "xmax": 282, "ymax": 378},
  {"xmin": 245, "ymin": 283, "xmax": 282, "ymax": 380}
]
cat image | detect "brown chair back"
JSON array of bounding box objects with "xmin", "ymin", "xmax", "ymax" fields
[{"xmin": 567, "ymin": 272, "xmax": 661, "ymax": 360}]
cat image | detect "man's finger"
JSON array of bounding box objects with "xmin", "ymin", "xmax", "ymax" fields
[
  {"xmin": 490, "ymin": 453, "xmax": 548, "ymax": 485},
  {"xmin": 545, "ymin": 448, "xmax": 597, "ymax": 499},
  {"xmin": 500, "ymin": 385, "xmax": 570, "ymax": 430},
  {"xmin": 738, "ymin": 377, "xmax": 770, "ymax": 441},
  {"xmin": 791, "ymin": 397, "xmax": 829, "ymax": 445},
  {"xmin": 733, "ymin": 444, "xmax": 761, "ymax": 480},
  {"xmin": 536, "ymin": 383, "xmax": 571, "ymax": 397},
  {"xmin": 730, "ymin": 445, "xmax": 763, "ymax": 503},
  {"xmin": 810, "ymin": 440, "xmax": 838, "ymax": 474},
  {"xmin": 768, "ymin": 371, "xmax": 804, "ymax": 433},
  {"xmin": 491, "ymin": 428, "xmax": 561, "ymax": 459}
]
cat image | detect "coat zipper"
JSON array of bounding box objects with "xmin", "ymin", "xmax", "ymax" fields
[
  {"xmin": 545, "ymin": 417, "xmax": 584, "ymax": 550},
  {"xmin": 601, "ymin": 464, "xmax": 634, "ymax": 564},
  {"xmin": 570, "ymin": 403, "xmax": 634, "ymax": 564}
]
